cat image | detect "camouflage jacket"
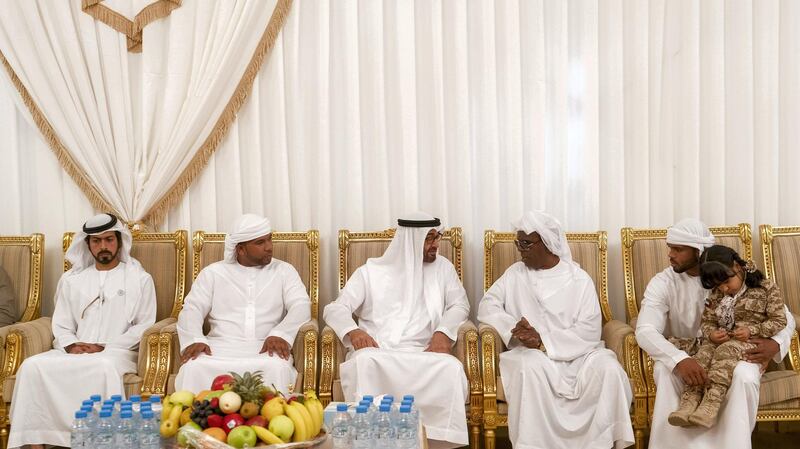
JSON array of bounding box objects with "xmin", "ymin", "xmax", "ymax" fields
[{"xmin": 701, "ymin": 278, "xmax": 787, "ymax": 339}]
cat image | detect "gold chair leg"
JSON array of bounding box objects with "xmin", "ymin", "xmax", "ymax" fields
[
  {"xmin": 469, "ymin": 424, "xmax": 481, "ymax": 449},
  {"xmin": 483, "ymin": 428, "xmax": 495, "ymax": 449},
  {"xmin": 634, "ymin": 428, "xmax": 645, "ymax": 449}
]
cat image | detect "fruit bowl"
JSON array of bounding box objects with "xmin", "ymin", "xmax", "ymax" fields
[{"xmin": 165, "ymin": 427, "xmax": 328, "ymax": 449}]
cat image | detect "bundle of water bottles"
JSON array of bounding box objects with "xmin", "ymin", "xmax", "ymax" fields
[
  {"xmin": 328, "ymin": 394, "xmax": 420, "ymax": 449},
  {"xmin": 70, "ymin": 393, "xmax": 164, "ymax": 449}
]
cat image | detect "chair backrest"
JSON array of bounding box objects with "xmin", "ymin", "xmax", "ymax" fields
[
  {"xmin": 192, "ymin": 231, "xmax": 320, "ymax": 320},
  {"xmin": 620, "ymin": 224, "xmax": 752, "ymax": 321},
  {"xmin": 483, "ymin": 230, "xmax": 612, "ymax": 323},
  {"xmin": 0, "ymin": 234, "xmax": 44, "ymax": 323},
  {"xmin": 760, "ymin": 224, "xmax": 800, "ymax": 319},
  {"xmin": 63, "ymin": 231, "xmax": 188, "ymax": 322},
  {"xmin": 337, "ymin": 227, "xmax": 463, "ymax": 289}
]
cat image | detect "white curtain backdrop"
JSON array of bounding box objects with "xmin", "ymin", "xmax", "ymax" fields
[
  {"xmin": 1, "ymin": 0, "xmax": 799, "ymax": 320},
  {"xmin": 0, "ymin": 0, "xmax": 277, "ymax": 223}
]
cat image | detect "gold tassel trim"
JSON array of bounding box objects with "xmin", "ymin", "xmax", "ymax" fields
[
  {"xmin": 0, "ymin": 49, "xmax": 119, "ymax": 217},
  {"xmin": 141, "ymin": 0, "xmax": 294, "ymax": 228},
  {"xmin": 82, "ymin": 0, "xmax": 182, "ymax": 53}
]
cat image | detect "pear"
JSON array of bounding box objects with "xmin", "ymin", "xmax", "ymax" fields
[{"xmin": 261, "ymin": 396, "xmax": 285, "ymax": 421}]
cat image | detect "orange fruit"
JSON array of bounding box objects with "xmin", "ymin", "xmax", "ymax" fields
[
  {"xmin": 195, "ymin": 390, "xmax": 212, "ymax": 402},
  {"xmin": 203, "ymin": 427, "xmax": 227, "ymax": 443}
]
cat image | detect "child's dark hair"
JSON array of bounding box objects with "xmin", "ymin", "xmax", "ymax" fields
[{"xmin": 699, "ymin": 245, "xmax": 764, "ymax": 290}]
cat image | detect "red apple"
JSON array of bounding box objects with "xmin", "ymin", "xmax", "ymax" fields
[
  {"xmin": 211, "ymin": 374, "xmax": 235, "ymax": 391},
  {"xmin": 222, "ymin": 413, "xmax": 245, "ymax": 434},
  {"xmin": 245, "ymin": 415, "xmax": 267, "ymax": 428},
  {"xmin": 207, "ymin": 414, "xmax": 224, "ymax": 429}
]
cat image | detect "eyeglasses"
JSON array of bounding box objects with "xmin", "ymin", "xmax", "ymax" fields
[
  {"xmin": 514, "ymin": 238, "xmax": 542, "ymax": 251},
  {"xmin": 425, "ymin": 232, "xmax": 443, "ymax": 243}
]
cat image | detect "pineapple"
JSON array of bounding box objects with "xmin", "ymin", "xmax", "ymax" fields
[{"xmin": 229, "ymin": 371, "xmax": 266, "ymax": 415}]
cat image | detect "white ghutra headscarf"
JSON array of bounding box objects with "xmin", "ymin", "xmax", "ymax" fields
[
  {"xmin": 666, "ymin": 218, "xmax": 715, "ymax": 252},
  {"xmin": 511, "ymin": 210, "xmax": 573, "ymax": 262},
  {"xmin": 224, "ymin": 214, "xmax": 273, "ymax": 263}
]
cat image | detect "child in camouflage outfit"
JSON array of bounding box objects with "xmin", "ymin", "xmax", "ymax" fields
[{"xmin": 668, "ymin": 245, "xmax": 787, "ymax": 429}]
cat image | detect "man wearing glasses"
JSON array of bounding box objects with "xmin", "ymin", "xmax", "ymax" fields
[
  {"xmin": 324, "ymin": 211, "xmax": 470, "ymax": 448},
  {"xmin": 8, "ymin": 213, "xmax": 156, "ymax": 449},
  {"xmin": 478, "ymin": 210, "xmax": 634, "ymax": 449}
]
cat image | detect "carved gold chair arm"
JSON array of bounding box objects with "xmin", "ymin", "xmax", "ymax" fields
[
  {"xmin": 292, "ymin": 319, "xmax": 319, "ymax": 394},
  {"xmin": 138, "ymin": 317, "xmax": 177, "ymax": 395},
  {"xmin": 319, "ymin": 325, "xmax": 340, "ymax": 406},
  {"xmin": 788, "ymin": 329, "xmax": 799, "ymax": 374},
  {"xmin": 478, "ymin": 323, "xmax": 504, "ymax": 398}
]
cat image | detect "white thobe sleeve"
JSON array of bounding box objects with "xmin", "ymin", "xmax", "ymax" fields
[
  {"xmin": 772, "ymin": 306, "xmax": 796, "ymax": 363},
  {"xmin": 323, "ymin": 268, "xmax": 367, "ymax": 344},
  {"xmin": 266, "ymin": 265, "xmax": 311, "ymax": 345},
  {"xmin": 477, "ymin": 272, "xmax": 519, "ymax": 347},
  {"xmin": 635, "ymin": 276, "xmax": 688, "ymax": 371},
  {"xmin": 105, "ymin": 274, "xmax": 157, "ymax": 351},
  {"xmin": 434, "ymin": 265, "xmax": 469, "ymax": 343},
  {"xmin": 538, "ymin": 280, "xmax": 602, "ymax": 361},
  {"xmin": 52, "ymin": 276, "xmax": 79, "ymax": 350},
  {"xmin": 177, "ymin": 269, "xmax": 214, "ymax": 352}
]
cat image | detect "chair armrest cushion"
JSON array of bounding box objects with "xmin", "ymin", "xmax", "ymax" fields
[
  {"xmin": 137, "ymin": 317, "xmax": 177, "ymax": 377},
  {"xmin": 602, "ymin": 319, "xmax": 635, "ymax": 365},
  {"xmin": 5, "ymin": 317, "xmax": 53, "ymax": 361}
]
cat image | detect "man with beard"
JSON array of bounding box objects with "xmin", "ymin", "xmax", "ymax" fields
[
  {"xmin": 324, "ymin": 212, "xmax": 471, "ymax": 449},
  {"xmin": 635, "ymin": 219, "xmax": 795, "ymax": 449},
  {"xmin": 7, "ymin": 213, "xmax": 156, "ymax": 449},
  {"xmin": 477, "ymin": 210, "xmax": 634, "ymax": 449},
  {"xmin": 175, "ymin": 214, "xmax": 311, "ymax": 394}
]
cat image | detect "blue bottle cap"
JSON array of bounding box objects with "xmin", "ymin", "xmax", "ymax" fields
[
  {"xmin": 379, "ymin": 404, "xmax": 390, "ymax": 412},
  {"xmin": 75, "ymin": 410, "xmax": 87, "ymax": 419},
  {"xmin": 80, "ymin": 405, "xmax": 93, "ymax": 412},
  {"xmin": 140, "ymin": 403, "xmax": 152, "ymax": 410},
  {"xmin": 356, "ymin": 406, "xmax": 368, "ymax": 413},
  {"xmin": 120, "ymin": 411, "xmax": 133, "ymax": 419},
  {"xmin": 110, "ymin": 395, "xmax": 122, "ymax": 401},
  {"xmin": 129, "ymin": 395, "xmax": 141, "ymax": 402},
  {"xmin": 149, "ymin": 395, "xmax": 162, "ymax": 403},
  {"xmin": 362, "ymin": 395, "xmax": 374, "ymax": 401},
  {"xmin": 99, "ymin": 410, "xmax": 112, "ymax": 418},
  {"xmin": 336, "ymin": 404, "xmax": 348, "ymax": 412},
  {"xmin": 384, "ymin": 395, "xmax": 394, "ymax": 401},
  {"xmin": 400, "ymin": 405, "xmax": 411, "ymax": 413},
  {"xmin": 402, "ymin": 394, "xmax": 414, "ymax": 401},
  {"xmin": 82, "ymin": 399, "xmax": 93, "ymax": 406},
  {"xmin": 141, "ymin": 410, "xmax": 154, "ymax": 419},
  {"xmin": 90, "ymin": 394, "xmax": 102, "ymax": 402}
]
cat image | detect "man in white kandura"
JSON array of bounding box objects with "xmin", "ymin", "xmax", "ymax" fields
[
  {"xmin": 8, "ymin": 213, "xmax": 156, "ymax": 449},
  {"xmin": 324, "ymin": 212, "xmax": 471, "ymax": 448},
  {"xmin": 477, "ymin": 210, "xmax": 634, "ymax": 449},
  {"xmin": 175, "ymin": 214, "xmax": 311, "ymax": 393},
  {"xmin": 636, "ymin": 218, "xmax": 795, "ymax": 449}
]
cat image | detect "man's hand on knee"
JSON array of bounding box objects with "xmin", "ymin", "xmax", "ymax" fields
[
  {"xmin": 744, "ymin": 337, "xmax": 779, "ymax": 365},
  {"xmin": 181, "ymin": 342, "xmax": 211, "ymax": 363},
  {"xmin": 347, "ymin": 329, "xmax": 379, "ymax": 350},
  {"xmin": 673, "ymin": 357, "xmax": 708, "ymax": 386},
  {"xmin": 424, "ymin": 331, "xmax": 453, "ymax": 354},
  {"xmin": 261, "ymin": 336, "xmax": 291, "ymax": 360}
]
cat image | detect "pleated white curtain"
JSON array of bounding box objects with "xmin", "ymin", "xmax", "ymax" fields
[{"xmin": 1, "ymin": 0, "xmax": 799, "ymax": 319}]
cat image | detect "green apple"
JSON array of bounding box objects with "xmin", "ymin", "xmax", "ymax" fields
[
  {"xmin": 268, "ymin": 415, "xmax": 294, "ymax": 443},
  {"xmin": 177, "ymin": 421, "xmax": 202, "ymax": 446},
  {"xmin": 227, "ymin": 425, "xmax": 258, "ymax": 448}
]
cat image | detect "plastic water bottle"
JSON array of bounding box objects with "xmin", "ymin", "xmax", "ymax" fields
[
  {"xmin": 376, "ymin": 404, "xmax": 396, "ymax": 449},
  {"xmin": 70, "ymin": 410, "xmax": 92, "ymax": 448},
  {"xmin": 359, "ymin": 398, "xmax": 377, "ymax": 424},
  {"xmin": 330, "ymin": 403, "xmax": 352, "ymax": 449},
  {"xmin": 139, "ymin": 410, "xmax": 160, "ymax": 449},
  {"xmin": 115, "ymin": 410, "xmax": 136, "ymax": 449},
  {"xmin": 396, "ymin": 405, "xmax": 417, "ymax": 449},
  {"xmin": 90, "ymin": 394, "xmax": 102, "ymax": 412},
  {"xmin": 94, "ymin": 410, "xmax": 115, "ymax": 449},
  {"xmin": 80, "ymin": 405, "xmax": 98, "ymax": 431},
  {"xmin": 149, "ymin": 395, "xmax": 163, "ymax": 423},
  {"xmin": 352, "ymin": 405, "xmax": 373, "ymax": 449},
  {"xmin": 111, "ymin": 394, "xmax": 123, "ymax": 409},
  {"xmin": 401, "ymin": 399, "xmax": 419, "ymax": 426},
  {"xmin": 130, "ymin": 395, "xmax": 142, "ymax": 412}
]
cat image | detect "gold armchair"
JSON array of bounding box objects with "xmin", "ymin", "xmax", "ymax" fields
[
  {"xmin": 0, "ymin": 230, "xmax": 186, "ymax": 448},
  {"xmin": 318, "ymin": 227, "xmax": 482, "ymax": 448},
  {"xmin": 479, "ymin": 230, "xmax": 648, "ymax": 449},
  {"xmin": 755, "ymin": 225, "xmax": 800, "ymax": 423},
  {"xmin": 620, "ymin": 224, "xmax": 756, "ymax": 424},
  {"xmin": 156, "ymin": 231, "xmax": 320, "ymax": 395}
]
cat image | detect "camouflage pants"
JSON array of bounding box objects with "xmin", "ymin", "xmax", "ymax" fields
[{"xmin": 670, "ymin": 337, "xmax": 757, "ymax": 395}]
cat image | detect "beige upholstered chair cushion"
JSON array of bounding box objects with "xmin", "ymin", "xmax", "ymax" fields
[
  {"xmin": 759, "ymin": 370, "xmax": 800, "ymax": 407},
  {"xmin": 0, "ymin": 246, "xmax": 29, "ymax": 322},
  {"xmin": 768, "ymin": 235, "xmax": 800, "ymax": 316},
  {"xmin": 131, "ymin": 241, "xmax": 180, "ymax": 321}
]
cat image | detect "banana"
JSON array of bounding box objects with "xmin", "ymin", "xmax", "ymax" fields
[
  {"xmin": 168, "ymin": 401, "xmax": 183, "ymax": 424},
  {"xmin": 161, "ymin": 395, "xmax": 174, "ymax": 421},
  {"xmin": 303, "ymin": 399, "xmax": 323, "ymax": 436},
  {"xmin": 292, "ymin": 401, "xmax": 315, "ymax": 439},
  {"xmin": 304, "ymin": 391, "xmax": 325, "ymax": 430},
  {"xmin": 252, "ymin": 425, "xmax": 284, "ymax": 445},
  {"xmin": 283, "ymin": 402, "xmax": 309, "ymax": 442}
]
